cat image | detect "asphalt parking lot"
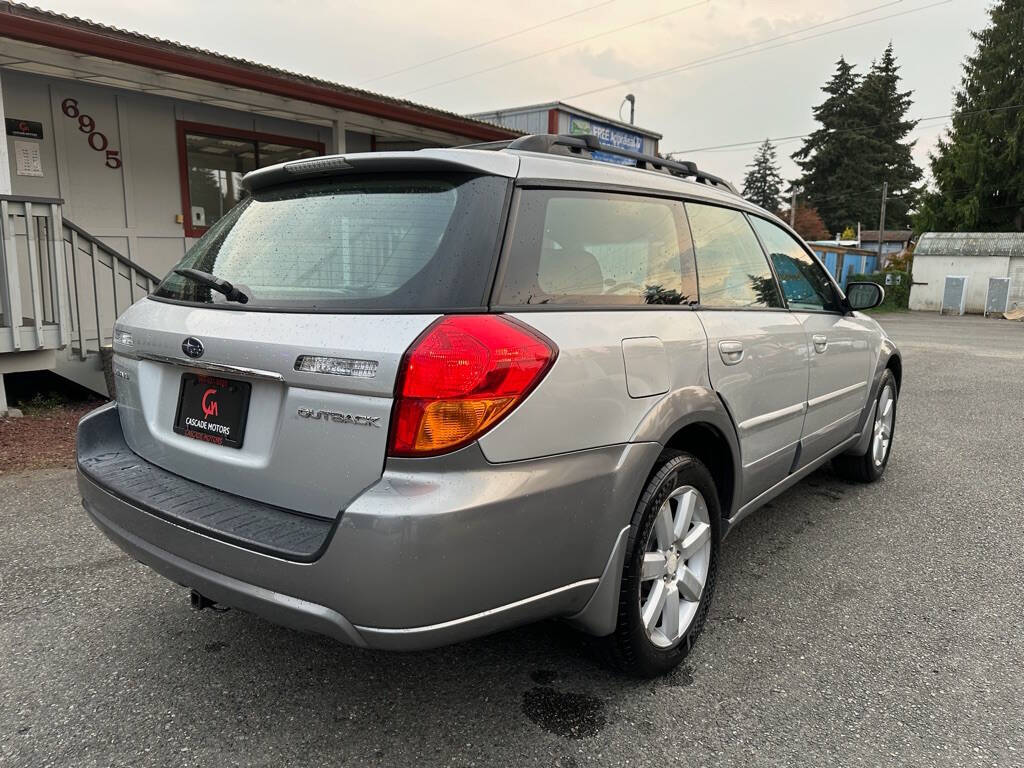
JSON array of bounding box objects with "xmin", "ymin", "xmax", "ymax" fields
[{"xmin": 2, "ymin": 312, "xmax": 1022, "ymax": 768}]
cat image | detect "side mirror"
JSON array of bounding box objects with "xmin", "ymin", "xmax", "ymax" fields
[{"xmin": 846, "ymin": 281, "xmax": 885, "ymax": 311}]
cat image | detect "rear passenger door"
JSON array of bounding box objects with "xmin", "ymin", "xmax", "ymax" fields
[
  {"xmin": 686, "ymin": 203, "xmax": 809, "ymax": 507},
  {"xmin": 748, "ymin": 216, "xmax": 872, "ymax": 465},
  {"xmin": 490, "ymin": 188, "xmax": 709, "ymax": 460}
]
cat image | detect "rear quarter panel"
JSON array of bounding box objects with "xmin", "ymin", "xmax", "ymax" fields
[{"xmin": 478, "ymin": 310, "xmax": 709, "ymax": 462}]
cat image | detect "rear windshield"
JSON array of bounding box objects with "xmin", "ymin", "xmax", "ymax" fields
[{"xmin": 153, "ymin": 173, "xmax": 508, "ymax": 311}]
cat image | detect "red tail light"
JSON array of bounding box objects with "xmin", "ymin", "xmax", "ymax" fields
[{"xmin": 388, "ymin": 315, "xmax": 557, "ymax": 457}]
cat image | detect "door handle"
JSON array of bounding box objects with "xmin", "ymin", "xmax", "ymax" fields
[
  {"xmin": 812, "ymin": 334, "xmax": 828, "ymax": 353},
  {"xmin": 718, "ymin": 340, "xmax": 744, "ymax": 366}
]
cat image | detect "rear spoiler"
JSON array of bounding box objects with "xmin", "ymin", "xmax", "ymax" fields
[{"xmin": 242, "ymin": 149, "xmax": 520, "ymax": 192}]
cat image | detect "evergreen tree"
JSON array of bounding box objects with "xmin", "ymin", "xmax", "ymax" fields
[
  {"xmin": 742, "ymin": 139, "xmax": 784, "ymax": 211},
  {"xmin": 856, "ymin": 44, "xmax": 922, "ymax": 228},
  {"xmin": 917, "ymin": 0, "xmax": 1024, "ymax": 231},
  {"xmin": 793, "ymin": 57, "xmax": 875, "ymax": 232},
  {"xmin": 794, "ymin": 50, "xmax": 921, "ymax": 233}
]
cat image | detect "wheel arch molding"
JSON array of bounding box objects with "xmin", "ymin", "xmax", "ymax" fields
[{"xmin": 629, "ymin": 387, "xmax": 742, "ymax": 520}]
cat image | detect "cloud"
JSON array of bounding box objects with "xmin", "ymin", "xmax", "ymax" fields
[{"xmin": 561, "ymin": 46, "xmax": 648, "ymax": 84}]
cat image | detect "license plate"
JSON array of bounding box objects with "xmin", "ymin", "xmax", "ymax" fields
[{"xmin": 173, "ymin": 373, "xmax": 251, "ymax": 449}]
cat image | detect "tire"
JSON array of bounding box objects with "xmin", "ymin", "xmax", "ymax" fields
[
  {"xmin": 832, "ymin": 368, "xmax": 898, "ymax": 483},
  {"xmin": 603, "ymin": 449, "xmax": 722, "ymax": 678}
]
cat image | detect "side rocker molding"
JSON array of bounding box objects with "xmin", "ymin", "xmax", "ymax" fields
[{"xmin": 564, "ymin": 525, "xmax": 630, "ymax": 636}]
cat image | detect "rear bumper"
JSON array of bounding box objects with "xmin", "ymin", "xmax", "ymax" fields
[{"xmin": 77, "ymin": 403, "xmax": 658, "ymax": 650}]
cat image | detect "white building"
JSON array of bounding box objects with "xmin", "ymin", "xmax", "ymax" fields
[
  {"xmin": 910, "ymin": 232, "xmax": 1024, "ymax": 313},
  {"xmin": 0, "ymin": 1, "xmax": 518, "ymax": 408}
]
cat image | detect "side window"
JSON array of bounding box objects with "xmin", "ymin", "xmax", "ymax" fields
[
  {"xmin": 749, "ymin": 216, "xmax": 842, "ymax": 312},
  {"xmin": 685, "ymin": 203, "xmax": 783, "ymax": 309},
  {"xmin": 498, "ymin": 190, "xmax": 698, "ymax": 306}
]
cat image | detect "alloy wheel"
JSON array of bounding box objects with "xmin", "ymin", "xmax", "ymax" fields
[
  {"xmin": 638, "ymin": 485, "xmax": 713, "ymax": 648},
  {"xmin": 872, "ymin": 384, "xmax": 895, "ymax": 467}
]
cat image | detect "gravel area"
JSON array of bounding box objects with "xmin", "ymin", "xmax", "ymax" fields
[
  {"xmin": 0, "ymin": 402, "xmax": 105, "ymax": 474},
  {"xmin": 1, "ymin": 312, "xmax": 1021, "ymax": 767}
]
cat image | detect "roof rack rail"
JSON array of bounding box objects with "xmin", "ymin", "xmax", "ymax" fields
[{"xmin": 463, "ymin": 133, "xmax": 738, "ymax": 195}]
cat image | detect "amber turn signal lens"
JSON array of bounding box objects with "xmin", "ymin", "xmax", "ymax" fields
[{"xmin": 413, "ymin": 398, "xmax": 514, "ymax": 453}]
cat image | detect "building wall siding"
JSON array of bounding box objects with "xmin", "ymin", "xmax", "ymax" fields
[
  {"xmin": 908, "ymin": 255, "xmax": 1011, "ymax": 313},
  {"xmin": 3, "ymin": 69, "xmax": 333, "ymax": 276},
  {"xmin": 471, "ymin": 110, "xmax": 549, "ymax": 135},
  {"xmin": 472, "ymin": 106, "xmax": 659, "ymax": 155}
]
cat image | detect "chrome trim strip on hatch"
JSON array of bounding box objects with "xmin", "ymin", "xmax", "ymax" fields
[{"xmin": 133, "ymin": 352, "xmax": 286, "ymax": 382}]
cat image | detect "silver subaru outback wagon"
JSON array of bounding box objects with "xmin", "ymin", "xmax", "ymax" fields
[{"xmin": 76, "ymin": 134, "xmax": 900, "ymax": 677}]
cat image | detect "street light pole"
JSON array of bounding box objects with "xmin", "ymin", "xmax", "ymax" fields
[{"xmin": 621, "ymin": 94, "xmax": 635, "ymax": 125}]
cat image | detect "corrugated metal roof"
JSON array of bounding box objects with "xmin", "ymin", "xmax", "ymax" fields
[
  {"xmin": 0, "ymin": 1, "xmax": 517, "ymax": 138},
  {"xmin": 916, "ymin": 232, "xmax": 1024, "ymax": 258}
]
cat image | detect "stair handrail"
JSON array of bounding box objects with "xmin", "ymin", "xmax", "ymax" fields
[
  {"xmin": 62, "ymin": 219, "xmax": 162, "ymax": 284},
  {"xmin": 0, "ymin": 193, "xmax": 64, "ymax": 204}
]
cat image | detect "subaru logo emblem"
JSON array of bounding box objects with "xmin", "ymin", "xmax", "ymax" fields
[{"xmin": 181, "ymin": 337, "xmax": 204, "ymax": 359}]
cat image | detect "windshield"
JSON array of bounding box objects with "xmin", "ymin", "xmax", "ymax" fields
[{"xmin": 154, "ymin": 173, "xmax": 508, "ymax": 311}]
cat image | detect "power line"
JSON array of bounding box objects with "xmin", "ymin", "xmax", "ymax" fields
[
  {"xmin": 668, "ymin": 102, "xmax": 1024, "ymax": 156},
  {"xmin": 399, "ymin": 0, "xmax": 710, "ymax": 97},
  {"xmin": 562, "ymin": 0, "xmax": 906, "ymax": 100},
  {"xmin": 355, "ymin": 0, "xmax": 621, "ymax": 86},
  {"xmin": 562, "ymin": 0, "xmax": 950, "ymax": 101},
  {"xmin": 694, "ymin": 116, "xmax": 953, "ymax": 155}
]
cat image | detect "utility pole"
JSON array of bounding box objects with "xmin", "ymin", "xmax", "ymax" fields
[
  {"xmin": 876, "ymin": 182, "xmax": 888, "ymax": 264},
  {"xmin": 789, "ymin": 188, "xmax": 797, "ymax": 227}
]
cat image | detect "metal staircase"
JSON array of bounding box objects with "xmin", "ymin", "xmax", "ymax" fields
[{"xmin": 0, "ymin": 194, "xmax": 160, "ymax": 402}]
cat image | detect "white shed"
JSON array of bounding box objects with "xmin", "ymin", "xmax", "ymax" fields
[{"xmin": 910, "ymin": 232, "xmax": 1024, "ymax": 313}]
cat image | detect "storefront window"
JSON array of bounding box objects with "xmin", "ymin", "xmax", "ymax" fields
[
  {"xmin": 181, "ymin": 125, "xmax": 321, "ymax": 235},
  {"xmin": 186, "ymin": 135, "xmax": 256, "ymax": 229}
]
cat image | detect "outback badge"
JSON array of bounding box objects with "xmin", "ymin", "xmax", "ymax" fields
[{"xmin": 297, "ymin": 408, "xmax": 381, "ymax": 428}]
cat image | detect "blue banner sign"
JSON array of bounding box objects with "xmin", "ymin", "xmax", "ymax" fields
[{"xmin": 568, "ymin": 115, "xmax": 644, "ymax": 165}]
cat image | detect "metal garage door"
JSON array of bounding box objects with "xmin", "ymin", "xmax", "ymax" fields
[{"xmin": 1010, "ymin": 257, "xmax": 1024, "ymax": 311}]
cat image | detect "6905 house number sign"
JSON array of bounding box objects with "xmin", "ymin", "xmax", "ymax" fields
[{"xmin": 60, "ymin": 98, "xmax": 122, "ymax": 169}]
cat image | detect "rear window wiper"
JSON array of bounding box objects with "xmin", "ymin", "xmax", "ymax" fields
[{"xmin": 173, "ymin": 268, "xmax": 249, "ymax": 304}]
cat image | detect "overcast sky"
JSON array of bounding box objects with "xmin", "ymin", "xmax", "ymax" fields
[{"xmin": 33, "ymin": 0, "xmax": 989, "ymax": 190}]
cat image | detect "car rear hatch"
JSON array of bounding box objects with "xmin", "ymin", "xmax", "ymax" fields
[{"xmin": 111, "ymin": 150, "xmax": 518, "ymax": 519}]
